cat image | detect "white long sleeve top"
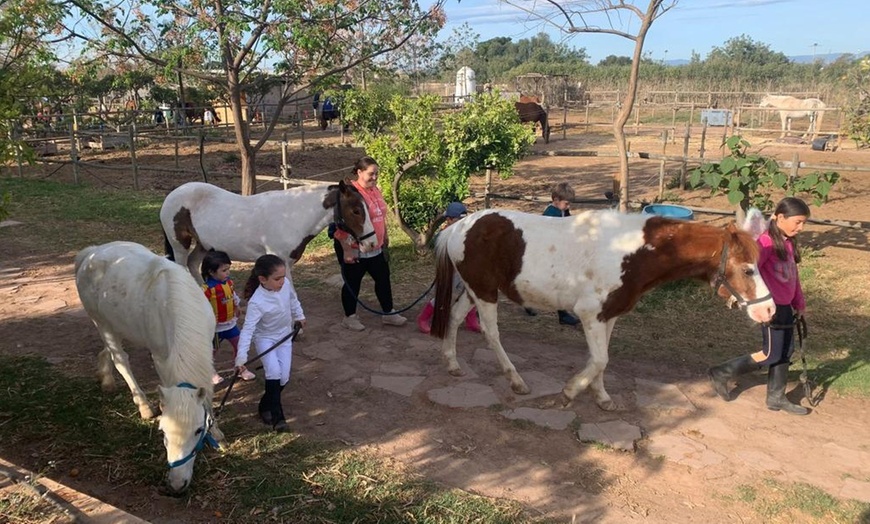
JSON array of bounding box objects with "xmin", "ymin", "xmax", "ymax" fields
[{"xmin": 235, "ymin": 278, "xmax": 305, "ymax": 367}]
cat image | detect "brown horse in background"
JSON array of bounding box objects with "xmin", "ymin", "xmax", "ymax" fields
[{"xmin": 515, "ymin": 101, "xmax": 550, "ymax": 143}]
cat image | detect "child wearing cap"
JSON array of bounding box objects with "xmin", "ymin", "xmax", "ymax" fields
[{"xmin": 417, "ymin": 202, "xmax": 481, "ymax": 334}]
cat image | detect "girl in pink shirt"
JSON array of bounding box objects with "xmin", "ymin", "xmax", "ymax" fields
[{"xmin": 709, "ymin": 197, "xmax": 811, "ymax": 415}]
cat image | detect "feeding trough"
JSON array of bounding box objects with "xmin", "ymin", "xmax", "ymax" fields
[{"xmin": 642, "ymin": 204, "xmax": 694, "ymax": 221}]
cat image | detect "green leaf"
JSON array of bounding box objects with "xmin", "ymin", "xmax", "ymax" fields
[{"xmin": 727, "ymin": 189, "xmax": 745, "ymax": 206}]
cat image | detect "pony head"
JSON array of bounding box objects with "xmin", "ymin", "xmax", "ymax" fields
[
  {"xmin": 158, "ymin": 384, "xmax": 214, "ymax": 494},
  {"xmin": 759, "ymin": 94, "xmax": 774, "ymax": 108},
  {"xmin": 714, "ymin": 222, "xmax": 775, "ymax": 323},
  {"xmin": 327, "ymin": 180, "xmax": 378, "ymax": 252}
]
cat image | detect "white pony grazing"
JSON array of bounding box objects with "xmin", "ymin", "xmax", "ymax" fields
[
  {"xmin": 759, "ymin": 94, "xmax": 826, "ymax": 139},
  {"xmin": 160, "ymin": 181, "xmax": 377, "ymax": 283},
  {"xmin": 75, "ymin": 241, "xmax": 224, "ymax": 494}
]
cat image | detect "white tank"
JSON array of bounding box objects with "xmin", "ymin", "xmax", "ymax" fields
[{"xmin": 454, "ymin": 66, "xmax": 476, "ymax": 105}]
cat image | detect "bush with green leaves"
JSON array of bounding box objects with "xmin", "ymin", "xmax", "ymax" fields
[
  {"xmin": 349, "ymin": 91, "xmax": 534, "ymax": 250},
  {"xmin": 689, "ymin": 136, "xmax": 839, "ymax": 213}
]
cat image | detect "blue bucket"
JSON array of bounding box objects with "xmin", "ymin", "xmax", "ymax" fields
[{"xmin": 642, "ymin": 204, "xmax": 694, "ymax": 221}]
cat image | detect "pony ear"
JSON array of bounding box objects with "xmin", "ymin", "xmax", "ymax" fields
[
  {"xmin": 197, "ymin": 387, "xmax": 206, "ymax": 401},
  {"xmin": 740, "ymin": 208, "xmax": 768, "ymax": 240}
]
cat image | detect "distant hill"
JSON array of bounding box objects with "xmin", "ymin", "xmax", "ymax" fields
[{"xmin": 663, "ymin": 51, "xmax": 868, "ymax": 67}]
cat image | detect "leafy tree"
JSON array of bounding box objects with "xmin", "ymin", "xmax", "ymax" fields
[
  {"xmin": 598, "ymin": 55, "xmax": 633, "ymax": 67},
  {"xmin": 62, "ymin": 0, "xmax": 447, "ymax": 194},
  {"xmin": 689, "ymin": 136, "xmax": 840, "ymax": 217},
  {"xmin": 706, "ymin": 35, "xmax": 790, "ymax": 67},
  {"xmin": 344, "ymin": 92, "xmax": 534, "ymax": 249},
  {"xmin": 841, "ymin": 57, "xmax": 870, "ymax": 148}
]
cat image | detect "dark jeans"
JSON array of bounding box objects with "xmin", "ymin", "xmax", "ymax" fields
[
  {"xmin": 755, "ymin": 304, "xmax": 795, "ymax": 366},
  {"xmin": 333, "ymin": 240, "xmax": 393, "ymax": 316}
]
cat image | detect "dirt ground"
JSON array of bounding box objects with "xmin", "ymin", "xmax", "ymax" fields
[{"xmin": 2, "ymin": 119, "xmax": 870, "ymax": 523}]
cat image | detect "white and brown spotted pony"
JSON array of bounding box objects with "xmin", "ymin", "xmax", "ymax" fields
[
  {"xmin": 759, "ymin": 94, "xmax": 826, "ymax": 139},
  {"xmin": 431, "ymin": 209, "xmax": 775, "ymax": 410},
  {"xmin": 160, "ymin": 180, "xmax": 377, "ymax": 283},
  {"xmin": 75, "ymin": 241, "xmax": 224, "ymax": 494}
]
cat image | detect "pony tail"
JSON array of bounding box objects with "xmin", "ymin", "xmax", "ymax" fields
[
  {"xmin": 767, "ymin": 219, "xmax": 788, "ymax": 261},
  {"xmin": 243, "ymin": 274, "xmax": 260, "ymax": 301},
  {"xmin": 431, "ymin": 240, "xmax": 456, "ymax": 339}
]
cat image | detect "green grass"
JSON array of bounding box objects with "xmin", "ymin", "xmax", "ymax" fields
[
  {"xmin": 735, "ymin": 478, "xmax": 870, "ymax": 523},
  {"xmin": 0, "ymin": 355, "xmax": 539, "ymax": 523}
]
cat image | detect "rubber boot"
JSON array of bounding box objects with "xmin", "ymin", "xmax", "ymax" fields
[
  {"xmin": 417, "ymin": 302, "xmax": 435, "ymax": 334},
  {"xmin": 708, "ymin": 355, "xmax": 759, "ymax": 401},
  {"xmin": 557, "ymin": 310, "xmax": 579, "ymax": 326},
  {"xmin": 259, "ymin": 380, "xmax": 279, "ymax": 425},
  {"xmin": 464, "ymin": 307, "xmax": 481, "ymax": 332},
  {"xmin": 766, "ymin": 364, "xmax": 809, "ymax": 415}
]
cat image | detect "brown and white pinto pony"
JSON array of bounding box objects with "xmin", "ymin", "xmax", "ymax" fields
[
  {"xmin": 431, "ymin": 209, "xmax": 775, "ymax": 411},
  {"xmin": 515, "ymin": 101, "xmax": 550, "ymax": 144},
  {"xmin": 160, "ymin": 180, "xmax": 377, "ymax": 284}
]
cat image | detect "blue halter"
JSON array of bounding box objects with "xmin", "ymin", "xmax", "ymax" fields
[{"xmin": 167, "ymin": 382, "xmax": 219, "ymax": 469}]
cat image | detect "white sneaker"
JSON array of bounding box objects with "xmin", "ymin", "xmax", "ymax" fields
[
  {"xmin": 342, "ymin": 314, "xmax": 365, "ymax": 331},
  {"xmin": 212, "ymin": 373, "xmax": 223, "ymax": 385},
  {"xmin": 240, "ymin": 369, "xmax": 256, "ymax": 381},
  {"xmin": 382, "ymin": 310, "xmax": 407, "ymax": 326}
]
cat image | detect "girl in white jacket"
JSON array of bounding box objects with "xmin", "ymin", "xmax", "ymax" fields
[{"xmin": 235, "ymin": 255, "xmax": 306, "ymax": 432}]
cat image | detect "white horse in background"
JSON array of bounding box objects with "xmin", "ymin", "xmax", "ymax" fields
[
  {"xmin": 75, "ymin": 241, "xmax": 224, "ymax": 495},
  {"xmin": 759, "ymin": 94, "xmax": 826, "ymax": 139}
]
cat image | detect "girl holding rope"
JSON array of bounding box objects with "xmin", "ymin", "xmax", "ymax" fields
[
  {"xmin": 234, "ymin": 255, "xmax": 306, "ymax": 432},
  {"xmin": 709, "ymin": 197, "xmax": 811, "ymax": 415}
]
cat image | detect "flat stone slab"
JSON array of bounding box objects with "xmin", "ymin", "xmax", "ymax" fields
[
  {"xmin": 427, "ymin": 382, "xmax": 500, "ymax": 408},
  {"xmin": 299, "ymin": 341, "xmax": 345, "ymax": 361},
  {"xmin": 839, "ymin": 478, "xmax": 870, "ymax": 503},
  {"xmin": 635, "ymin": 378, "xmax": 697, "ymax": 412},
  {"xmin": 735, "ymin": 449, "xmax": 783, "ymax": 473},
  {"xmin": 472, "ymin": 347, "xmax": 526, "ymax": 365},
  {"xmin": 377, "ymin": 362, "xmax": 422, "ymax": 375},
  {"xmin": 501, "ymin": 407, "xmax": 576, "ymax": 430},
  {"xmin": 646, "ymin": 434, "xmax": 725, "ymax": 469},
  {"xmin": 576, "ymin": 420, "xmax": 643, "ymax": 452},
  {"xmin": 371, "ymin": 375, "xmax": 426, "ymax": 397},
  {"xmin": 320, "ymin": 363, "xmax": 358, "ymax": 384},
  {"xmin": 514, "ymin": 370, "xmax": 564, "ymax": 401},
  {"xmin": 688, "ymin": 418, "xmax": 738, "ymax": 441}
]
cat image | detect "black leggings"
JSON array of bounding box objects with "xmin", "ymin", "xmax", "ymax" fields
[
  {"xmin": 333, "ymin": 240, "xmax": 394, "ymax": 316},
  {"xmin": 753, "ymin": 304, "xmax": 795, "ymax": 367}
]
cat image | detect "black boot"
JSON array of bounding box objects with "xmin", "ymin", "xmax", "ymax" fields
[
  {"xmin": 708, "ymin": 355, "xmax": 759, "ymax": 401},
  {"xmin": 259, "ymin": 380, "xmax": 280, "ymax": 425},
  {"xmin": 272, "ymin": 382, "xmax": 288, "ymax": 432},
  {"xmin": 766, "ymin": 364, "xmax": 809, "ymax": 415},
  {"xmin": 557, "ymin": 310, "xmax": 579, "ymax": 326}
]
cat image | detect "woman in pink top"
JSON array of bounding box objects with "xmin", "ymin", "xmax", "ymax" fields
[
  {"xmin": 332, "ymin": 157, "xmax": 407, "ymax": 331},
  {"xmin": 709, "ymin": 197, "xmax": 811, "ymax": 415}
]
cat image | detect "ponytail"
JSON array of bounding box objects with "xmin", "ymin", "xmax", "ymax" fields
[{"xmin": 243, "ymin": 254, "xmax": 285, "ymax": 300}]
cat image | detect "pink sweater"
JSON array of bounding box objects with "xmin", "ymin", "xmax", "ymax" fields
[{"xmin": 756, "ymin": 231, "xmax": 805, "ymax": 311}]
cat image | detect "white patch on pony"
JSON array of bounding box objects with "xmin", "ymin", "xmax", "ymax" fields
[{"xmin": 742, "ymin": 207, "xmax": 768, "ymax": 240}]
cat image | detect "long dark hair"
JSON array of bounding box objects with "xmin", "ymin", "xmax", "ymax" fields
[
  {"xmin": 243, "ymin": 254, "xmax": 285, "ymax": 300},
  {"xmin": 200, "ymin": 250, "xmax": 232, "ymax": 282},
  {"xmin": 352, "ymin": 156, "xmax": 378, "ymax": 178},
  {"xmin": 768, "ymin": 197, "xmax": 810, "ymax": 263}
]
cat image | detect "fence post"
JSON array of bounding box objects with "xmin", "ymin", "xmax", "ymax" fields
[
  {"xmin": 689, "ymin": 102, "xmax": 695, "ymax": 130},
  {"xmin": 484, "ymin": 168, "xmax": 493, "ymax": 209},
  {"xmin": 585, "ymin": 105, "xmax": 590, "ymax": 133},
  {"xmin": 129, "ymin": 125, "xmax": 139, "ymax": 190},
  {"xmin": 174, "ymin": 137, "xmax": 180, "ymax": 169},
  {"xmin": 789, "ymin": 152, "xmax": 800, "ymax": 188},
  {"xmin": 281, "ymin": 132, "xmax": 291, "ymax": 190},
  {"xmin": 69, "ymin": 121, "xmax": 79, "ymax": 184},
  {"xmin": 562, "ymin": 105, "xmax": 568, "ymax": 140},
  {"xmin": 699, "ymin": 120, "xmax": 708, "ymax": 159},
  {"xmin": 680, "ymin": 122, "xmax": 691, "ymax": 189},
  {"xmin": 634, "ymin": 105, "xmax": 640, "ymax": 135},
  {"xmin": 299, "ymin": 111, "xmax": 305, "ymax": 151},
  {"xmin": 658, "ymin": 130, "xmax": 668, "ymax": 199}
]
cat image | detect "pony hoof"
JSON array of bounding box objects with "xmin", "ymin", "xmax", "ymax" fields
[
  {"xmin": 448, "ymin": 367, "xmax": 466, "ymax": 377},
  {"xmin": 139, "ymin": 405, "xmax": 158, "ymax": 419},
  {"xmin": 511, "ymin": 383, "xmax": 531, "ymax": 395},
  {"xmin": 597, "ymin": 399, "xmax": 618, "ymax": 411}
]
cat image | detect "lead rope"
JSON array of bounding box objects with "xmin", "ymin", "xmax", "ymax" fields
[{"xmin": 794, "ymin": 316, "xmax": 820, "ymax": 407}]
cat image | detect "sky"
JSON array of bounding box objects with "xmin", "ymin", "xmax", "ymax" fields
[{"xmin": 436, "ymin": 0, "xmax": 870, "ymax": 64}]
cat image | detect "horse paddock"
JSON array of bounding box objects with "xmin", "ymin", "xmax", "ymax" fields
[{"xmin": 1, "ymin": 128, "xmax": 870, "ymax": 522}]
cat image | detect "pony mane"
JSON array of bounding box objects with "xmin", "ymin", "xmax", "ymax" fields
[{"xmin": 152, "ymin": 259, "xmax": 215, "ymax": 395}]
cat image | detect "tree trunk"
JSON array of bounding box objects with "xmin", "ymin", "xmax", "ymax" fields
[
  {"xmin": 613, "ymin": 0, "xmax": 660, "ymax": 213},
  {"xmin": 226, "ymin": 69, "xmax": 257, "ymax": 195}
]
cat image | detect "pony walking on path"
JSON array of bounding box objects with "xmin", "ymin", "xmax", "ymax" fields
[
  {"xmin": 431, "ymin": 209, "xmax": 775, "ymax": 411},
  {"xmin": 75, "ymin": 241, "xmax": 224, "ymax": 494},
  {"xmin": 759, "ymin": 94, "xmax": 826, "ymax": 139},
  {"xmin": 161, "ymin": 181, "xmax": 377, "ymax": 283}
]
